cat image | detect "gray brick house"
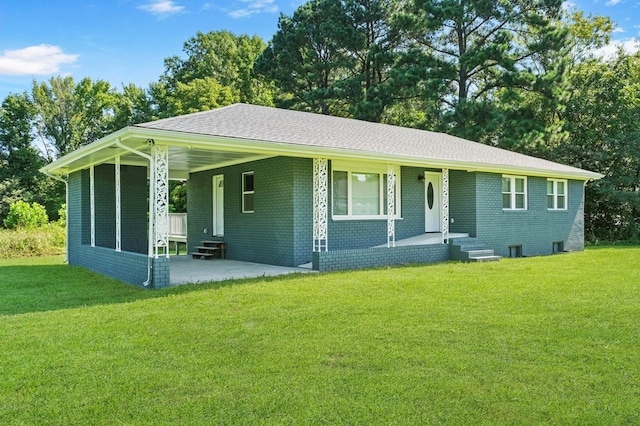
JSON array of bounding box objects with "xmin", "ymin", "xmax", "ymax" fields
[{"xmin": 42, "ymin": 104, "xmax": 602, "ymax": 288}]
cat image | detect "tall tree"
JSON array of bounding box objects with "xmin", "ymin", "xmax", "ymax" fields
[
  {"xmin": 396, "ymin": 0, "xmax": 568, "ymax": 142},
  {"xmin": 0, "ymin": 93, "xmax": 41, "ymax": 186},
  {"xmin": 156, "ymin": 30, "xmax": 273, "ymax": 117},
  {"xmin": 556, "ymin": 52, "xmax": 640, "ymax": 241},
  {"xmin": 32, "ymin": 76, "xmax": 132, "ymax": 158},
  {"xmin": 256, "ymin": 0, "xmax": 355, "ymax": 116},
  {"xmin": 256, "ymin": 0, "xmax": 403, "ymax": 121},
  {"xmin": 0, "ymin": 93, "xmax": 44, "ymax": 222}
]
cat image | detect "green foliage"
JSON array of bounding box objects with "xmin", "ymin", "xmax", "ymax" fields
[
  {"xmin": 169, "ymin": 182, "xmax": 187, "ymax": 213},
  {"xmin": 32, "ymin": 76, "xmax": 152, "ymax": 158},
  {"xmin": 154, "ymin": 31, "xmax": 273, "ymax": 117},
  {"xmin": 57, "ymin": 203, "xmax": 66, "ymax": 227},
  {"xmin": 256, "ymin": 0, "xmax": 400, "ymax": 121},
  {"xmin": 3, "ymin": 201, "xmax": 48, "ymax": 229},
  {"xmin": 0, "ymin": 249, "xmax": 639, "ymax": 423},
  {"xmin": 0, "ymin": 224, "xmax": 65, "ymax": 258},
  {"xmin": 397, "ymin": 0, "xmax": 569, "ymax": 141},
  {"xmin": 555, "ymin": 51, "xmax": 640, "ymax": 241}
]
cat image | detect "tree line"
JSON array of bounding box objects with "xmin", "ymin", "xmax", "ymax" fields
[{"xmin": 1, "ymin": 0, "xmax": 638, "ymax": 241}]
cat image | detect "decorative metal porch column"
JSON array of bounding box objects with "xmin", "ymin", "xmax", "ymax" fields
[
  {"xmin": 442, "ymin": 168, "xmax": 449, "ymax": 244},
  {"xmin": 387, "ymin": 164, "xmax": 396, "ymax": 248},
  {"xmin": 152, "ymin": 145, "xmax": 169, "ymax": 257},
  {"xmin": 90, "ymin": 165, "xmax": 95, "ymax": 247},
  {"xmin": 115, "ymin": 155, "xmax": 121, "ymax": 252},
  {"xmin": 313, "ymin": 158, "xmax": 328, "ymax": 252}
]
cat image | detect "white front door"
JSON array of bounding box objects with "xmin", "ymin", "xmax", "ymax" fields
[
  {"xmin": 425, "ymin": 172, "xmax": 441, "ymax": 233},
  {"xmin": 212, "ymin": 175, "xmax": 224, "ymax": 236}
]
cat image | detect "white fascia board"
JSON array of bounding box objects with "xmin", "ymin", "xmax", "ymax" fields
[
  {"xmin": 41, "ymin": 126, "xmax": 604, "ymax": 182},
  {"xmin": 40, "ymin": 127, "xmax": 132, "ymax": 175},
  {"xmin": 133, "ymin": 128, "xmax": 604, "ymax": 180}
]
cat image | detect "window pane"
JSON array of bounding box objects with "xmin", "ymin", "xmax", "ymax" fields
[
  {"xmin": 502, "ymin": 177, "xmax": 510, "ymax": 192},
  {"xmin": 515, "ymin": 178, "xmax": 525, "ymax": 193},
  {"xmin": 243, "ymin": 194, "xmax": 254, "ymax": 212},
  {"xmin": 557, "ymin": 181, "xmax": 565, "ymax": 195},
  {"xmin": 548, "ymin": 195, "xmax": 554, "ymax": 209},
  {"xmin": 547, "ymin": 180, "xmax": 554, "ymax": 195},
  {"xmin": 243, "ymin": 173, "xmax": 254, "ymax": 192},
  {"xmin": 352, "ymin": 172, "xmax": 380, "ymax": 215},
  {"xmin": 557, "ymin": 195, "xmax": 566, "ymax": 209},
  {"xmin": 503, "ymin": 194, "xmax": 511, "ymax": 209},
  {"xmin": 515, "ymin": 194, "xmax": 525, "ymax": 209},
  {"xmin": 332, "ymin": 171, "xmax": 348, "ymax": 215}
]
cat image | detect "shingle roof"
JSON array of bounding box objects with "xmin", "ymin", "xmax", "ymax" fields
[{"xmin": 134, "ymin": 103, "xmax": 600, "ymax": 179}]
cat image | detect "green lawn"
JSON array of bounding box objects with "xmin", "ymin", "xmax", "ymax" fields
[{"xmin": 1, "ymin": 249, "xmax": 639, "ymax": 424}]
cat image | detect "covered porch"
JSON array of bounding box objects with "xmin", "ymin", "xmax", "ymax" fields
[{"xmin": 169, "ymin": 256, "xmax": 315, "ymax": 285}]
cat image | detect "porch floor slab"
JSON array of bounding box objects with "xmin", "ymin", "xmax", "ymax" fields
[
  {"xmin": 373, "ymin": 232, "xmax": 469, "ymax": 248},
  {"xmin": 169, "ymin": 255, "xmax": 316, "ymax": 286}
]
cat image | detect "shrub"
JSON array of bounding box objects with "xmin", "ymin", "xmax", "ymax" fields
[
  {"xmin": 0, "ymin": 224, "xmax": 66, "ymax": 258},
  {"xmin": 3, "ymin": 201, "xmax": 48, "ymax": 229}
]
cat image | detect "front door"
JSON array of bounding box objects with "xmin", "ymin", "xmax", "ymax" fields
[
  {"xmin": 424, "ymin": 172, "xmax": 441, "ymax": 233},
  {"xmin": 212, "ymin": 175, "xmax": 224, "ymax": 236}
]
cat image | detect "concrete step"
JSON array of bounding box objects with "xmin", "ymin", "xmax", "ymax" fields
[
  {"xmin": 191, "ymin": 252, "xmax": 215, "ymax": 259},
  {"xmin": 194, "ymin": 246, "xmax": 220, "ymax": 252},
  {"xmin": 466, "ymin": 249, "xmax": 495, "ymax": 257},
  {"xmin": 458, "ymin": 245, "xmax": 487, "ymax": 252},
  {"xmin": 468, "ymin": 255, "xmax": 502, "ymax": 262}
]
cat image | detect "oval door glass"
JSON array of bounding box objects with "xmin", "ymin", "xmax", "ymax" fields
[{"xmin": 427, "ymin": 182, "xmax": 434, "ymax": 210}]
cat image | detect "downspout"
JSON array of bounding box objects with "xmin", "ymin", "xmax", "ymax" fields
[
  {"xmin": 43, "ymin": 172, "xmax": 69, "ymax": 263},
  {"xmin": 115, "ymin": 138, "xmax": 155, "ymax": 287}
]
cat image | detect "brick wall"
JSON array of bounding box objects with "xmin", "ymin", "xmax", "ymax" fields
[
  {"xmin": 474, "ymin": 173, "xmax": 585, "ymax": 257},
  {"xmin": 327, "ymin": 165, "xmax": 427, "ymax": 250},
  {"xmin": 94, "ymin": 164, "xmax": 116, "ymax": 249},
  {"xmin": 313, "ymin": 244, "xmax": 449, "ymax": 272},
  {"xmin": 449, "ymin": 170, "xmax": 477, "ymax": 235},
  {"xmin": 188, "ymin": 157, "xmax": 310, "ymax": 267},
  {"xmin": 66, "ymin": 166, "xmax": 166, "ymax": 288}
]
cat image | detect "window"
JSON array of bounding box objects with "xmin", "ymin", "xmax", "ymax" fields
[
  {"xmin": 508, "ymin": 245, "xmax": 522, "ymax": 258},
  {"xmin": 547, "ymin": 179, "xmax": 567, "ymax": 210},
  {"xmin": 552, "ymin": 241, "xmax": 564, "ymax": 253},
  {"xmin": 242, "ymin": 172, "xmax": 254, "ymax": 213},
  {"xmin": 331, "ymin": 162, "xmax": 400, "ymax": 219},
  {"xmin": 502, "ymin": 175, "xmax": 527, "ymax": 210}
]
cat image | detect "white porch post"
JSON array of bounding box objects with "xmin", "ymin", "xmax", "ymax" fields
[
  {"xmin": 387, "ymin": 164, "xmax": 396, "ymax": 248},
  {"xmin": 442, "ymin": 168, "xmax": 449, "ymax": 244},
  {"xmin": 152, "ymin": 145, "xmax": 169, "ymax": 258},
  {"xmin": 89, "ymin": 165, "xmax": 95, "ymax": 247},
  {"xmin": 313, "ymin": 158, "xmax": 328, "ymax": 252},
  {"xmin": 115, "ymin": 155, "xmax": 121, "ymax": 252}
]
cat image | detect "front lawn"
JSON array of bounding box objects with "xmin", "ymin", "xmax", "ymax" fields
[{"xmin": 1, "ymin": 248, "xmax": 638, "ymax": 424}]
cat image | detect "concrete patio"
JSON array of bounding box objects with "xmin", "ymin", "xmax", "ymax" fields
[{"xmin": 169, "ymin": 255, "xmax": 316, "ymax": 286}]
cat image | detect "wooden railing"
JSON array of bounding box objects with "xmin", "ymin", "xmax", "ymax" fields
[{"xmin": 169, "ymin": 213, "xmax": 187, "ymax": 238}]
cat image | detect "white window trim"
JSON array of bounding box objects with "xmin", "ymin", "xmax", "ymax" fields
[
  {"xmin": 547, "ymin": 179, "xmax": 568, "ymax": 211},
  {"xmin": 242, "ymin": 171, "xmax": 254, "ymax": 213},
  {"xmin": 502, "ymin": 175, "xmax": 527, "ymax": 211},
  {"xmin": 331, "ymin": 161, "xmax": 401, "ymax": 220}
]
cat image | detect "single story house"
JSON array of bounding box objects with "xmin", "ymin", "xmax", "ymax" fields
[{"xmin": 41, "ymin": 103, "xmax": 602, "ymax": 288}]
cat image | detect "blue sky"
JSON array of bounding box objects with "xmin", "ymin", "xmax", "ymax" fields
[{"xmin": 0, "ymin": 0, "xmax": 638, "ymax": 101}]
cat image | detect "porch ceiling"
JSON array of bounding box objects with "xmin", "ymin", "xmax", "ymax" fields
[{"xmin": 43, "ymin": 130, "xmax": 273, "ymax": 180}]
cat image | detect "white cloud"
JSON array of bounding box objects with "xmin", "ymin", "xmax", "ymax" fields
[
  {"xmin": 138, "ymin": 1, "xmax": 185, "ymax": 16},
  {"xmin": 228, "ymin": 0, "xmax": 278, "ymax": 18},
  {"xmin": 593, "ymin": 38, "xmax": 640, "ymax": 58},
  {"xmin": 606, "ymin": 0, "xmax": 622, "ymax": 5},
  {"xmin": 0, "ymin": 45, "xmax": 78, "ymax": 76},
  {"xmin": 613, "ymin": 27, "xmax": 625, "ymax": 33}
]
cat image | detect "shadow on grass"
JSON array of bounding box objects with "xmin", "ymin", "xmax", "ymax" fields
[{"xmin": 0, "ymin": 262, "xmax": 316, "ymax": 316}]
